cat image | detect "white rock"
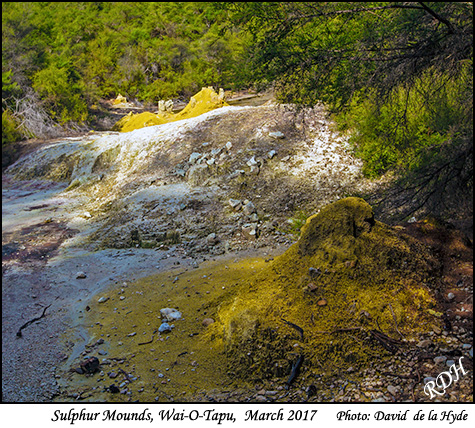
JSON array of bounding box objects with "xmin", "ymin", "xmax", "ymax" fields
[
  {"xmin": 247, "ymin": 156, "xmax": 258, "ymax": 167},
  {"xmin": 447, "ymin": 292, "xmax": 455, "ymax": 300},
  {"xmin": 98, "ymin": 297, "xmax": 109, "ymax": 303},
  {"xmin": 269, "ymin": 131, "xmax": 285, "ymax": 139},
  {"xmin": 225, "ymin": 141, "xmax": 233, "ymax": 150},
  {"xmin": 229, "ymin": 199, "xmax": 242, "ymax": 210},
  {"xmin": 160, "ymin": 308, "xmax": 182, "ymax": 322},
  {"xmin": 188, "ymin": 152, "xmax": 201, "ymax": 164},
  {"xmin": 76, "ymin": 272, "xmax": 87, "ymax": 279}
]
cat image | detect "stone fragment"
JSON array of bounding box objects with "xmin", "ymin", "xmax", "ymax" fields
[
  {"xmin": 416, "ymin": 339, "xmax": 432, "ymax": 348},
  {"xmin": 202, "ymin": 318, "xmax": 215, "ymax": 327},
  {"xmin": 159, "ymin": 323, "xmax": 172, "ymax": 333},
  {"xmin": 269, "ymin": 131, "xmax": 285, "ymax": 139},
  {"xmin": 76, "ymin": 272, "xmax": 87, "ymax": 279},
  {"xmin": 433, "ymin": 356, "xmax": 447, "ymax": 365},
  {"xmin": 243, "ymin": 201, "xmax": 257, "ymax": 216},
  {"xmin": 160, "ymin": 308, "xmax": 182, "ymax": 322},
  {"xmin": 189, "ymin": 152, "xmax": 201, "ymax": 164},
  {"xmin": 229, "ymin": 199, "xmax": 242, "ymax": 211}
]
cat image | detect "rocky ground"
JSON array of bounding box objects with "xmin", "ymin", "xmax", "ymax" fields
[{"xmin": 2, "ymin": 96, "xmax": 472, "ymax": 403}]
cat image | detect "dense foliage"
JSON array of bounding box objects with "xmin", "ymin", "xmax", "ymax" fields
[{"xmin": 2, "ymin": 2, "xmax": 248, "ymax": 138}]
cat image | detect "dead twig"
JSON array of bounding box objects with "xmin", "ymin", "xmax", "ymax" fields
[
  {"xmin": 388, "ymin": 303, "xmax": 405, "ymax": 340},
  {"xmin": 369, "ymin": 329, "xmax": 402, "ymax": 354},
  {"xmin": 138, "ymin": 335, "xmax": 154, "ymax": 345},
  {"xmin": 281, "ymin": 318, "xmax": 304, "ymax": 341},
  {"xmin": 16, "ymin": 304, "xmax": 52, "ymax": 337},
  {"xmin": 118, "ymin": 368, "xmax": 132, "ymax": 383}
]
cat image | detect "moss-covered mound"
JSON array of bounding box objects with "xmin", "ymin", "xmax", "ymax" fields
[
  {"xmin": 206, "ymin": 197, "xmax": 442, "ymax": 381},
  {"xmin": 113, "ymin": 87, "xmax": 228, "ymax": 132}
]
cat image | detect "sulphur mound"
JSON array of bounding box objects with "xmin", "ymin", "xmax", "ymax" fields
[
  {"xmin": 113, "ymin": 87, "xmax": 228, "ymax": 132},
  {"xmin": 206, "ymin": 197, "xmax": 442, "ymax": 380}
]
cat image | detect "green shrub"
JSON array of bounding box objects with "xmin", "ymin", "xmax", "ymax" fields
[{"xmin": 2, "ymin": 109, "xmax": 23, "ymax": 146}]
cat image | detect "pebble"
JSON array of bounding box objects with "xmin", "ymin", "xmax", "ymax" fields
[
  {"xmin": 416, "ymin": 339, "xmax": 432, "ymax": 348},
  {"xmin": 243, "ymin": 201, "xmax": 257, "ymax": 216},
  {"xmin": 98, "ymin": 296, "xmax": 109, "ymax": 303},
  {"xmin": 447, "ymin": 292, "xmax": 455, "ymax": 300},
  {"xmin": 202, "ymin": 318, "xmax": 215, "ymax": 327},
  {"xmin": 446, "ymin": 359, "xmax": 455, "ymax": 367},
  {"xmin": 433, "ymin": 356, "xmax": 447, "ymax": 365},
  {"xmin": 229, "ymin": 199, "xmax": 242, "ymax": 210},
  {"xmin": 189, "ymin": 153, "xmax": 201, "ymax": 164},
  {"xmin": 76, "ymin": 272, "xmax": 87, "ymax": 279},
  {"xmin": 160, "ymin": 308, "xmax": 182, "ymax": 322},
  {"xmin": 269, "ymin": 131, "xmax": 285, "ymax": 139}
]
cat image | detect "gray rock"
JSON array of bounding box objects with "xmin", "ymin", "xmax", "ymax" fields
[
  {"xmin": 206, "ymin": 233, "xmax": 218, "ymax": 245},
  {"xmin": 433, "ymin": 356, "xmax": 447, "ymax": 365},
  {"xmin": 243, "ymin": 201, "xmax": 257, "ymax": 216},
  {"xmin": 229, "ymin": 199, "xmax": 242, "ymax": 210},
  {"xmin": 159, "ymin": 323, "xmax": 172, "ymax": 333},
  {"xmin": 268, "ymin": 150, "xmax": 277, "ymax": 159},
  {"xmin": 416, "ymin": 339, "xmax": 432, "ymax": 348},
  {"xmin": 447, "ymin": 292, "xmax": 455, "ymax": 300},
  {"xmin": 98, "ymin": 296, "xmax": 109, "ymax": 303},
  {"xmin": 248, "ymin": 213, "xmax": 259, "ymax": 222},
  {"xmin": 242, "ymin": 223, "xmax": 258, "ymax": 240},
  {"xmin": 76, "ymin": 272, "xmax": 87, "ymax": 279},
  {"xmin": 225, "ymin": 141, "xmax": 233, "ymax": 150},
  {"xmin": 387, "ymin": 385, "xmax": 399, "ymax": 396}
]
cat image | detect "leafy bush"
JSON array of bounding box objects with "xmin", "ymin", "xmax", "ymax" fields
[
  {"xmin": 2, "ymin": 109, "xmax": 23, "ymax": 146},
  {"xmin": 338, "ymin": 65, "xmax": 472, "ymax": 178}
]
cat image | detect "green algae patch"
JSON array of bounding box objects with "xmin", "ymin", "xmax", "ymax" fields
[
  {"xmin": 113, "ymin": 87, "xmax": 228, "ymax": 133},
  {"xmin": 76, "ymin": 256, "xmax": 269, "ymax": 402}
]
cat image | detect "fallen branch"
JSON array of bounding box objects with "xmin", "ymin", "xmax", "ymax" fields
[
  {"xmin": 388, "ymin": 303, "xmax": 405, "ymax": 340},
  {"xmin": 16, "ymin": 304, "xmax": 51, "ymax": 337},
  {"xmin": 281, "ymin": 318, "xmax": 304, "ymax": 341},
  {"xmin": 285, "ymin": 354, "xmax": 304, "ymax": 389},
  {"xmin": 118, "ymin": 367, "xmax": 132, "ymax": 383},
  {"xmin": 138, "ymin": 335, "xmax": 154, "ymax": 345},
  {"xmin": 369, "ymin": 329, "xmax": 401, "ymax": 354}
]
